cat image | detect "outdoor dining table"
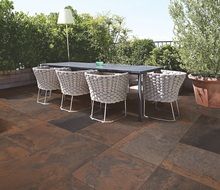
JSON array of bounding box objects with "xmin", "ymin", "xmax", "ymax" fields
[{"xmin": 43, "ymin": 62, "xmax": 162, "ymax": 121}]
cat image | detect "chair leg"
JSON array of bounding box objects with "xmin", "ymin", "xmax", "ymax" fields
[
  {"xmin": 90, "ymin": 100, "xmax": 94, "ymax": 118},
  {"xmin": 70, "ymin": 96, "xmax": 73, "ymax": 111},
  {"xmin": 43, "ymin": 90, "xmax": 47, "ymax": 104},
  {"xmin": 60, "ymin": 94, "xmax": 64, "ymax": 109},
  {"xmin": 124, "ymin": 100, "xmax": 127, "ymax": 116},
  {"xmin": 89, "ymin": 101, "xmax": 126, "ymax": 123},
  {"xmin": 60, "ymin": 94, "xmax": 77, "ymax": 112},
  {"xmin": 144, "ymin": 101, "xmax": 177, "ymax": 122},
  {"xmin": 37, "ymin": 89, "xmax": 50, "ymax": 105},
  {"xmin": 170, "ymin": 102, "xmax": 176, "ymax": 121},
  {"xmin": 176, "ymin": 100, "xmax": 180, "ymax": 116},
  {"xmin": 37, "ymin": 88, "xmax": 40, "ymax": 103},
  {"xmin": 143, "ymin": 99, "xmax": 146, "ymax": 117},
  {"xmin": 103, "ymin": 103, "xmax": 107, "ymax": 122},
  {"xmin": 143, "ymin": 99, "xmax": 149, "ymax": 118}
]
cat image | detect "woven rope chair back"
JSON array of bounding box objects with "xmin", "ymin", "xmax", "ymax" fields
[
  {"xmin": 32, "ymin": 67, "xmax": 61, "ymax": 90},
  {"xmin": 56, "ymin": 70, "xmax": 89, "ymax": 96},
  {"xmin": 85, "ymin": 72, "xmax": 129, "ymax": 104},
  {"xmin": 143, "ymin": 70, "xmax": 186, "ymax": 102}
]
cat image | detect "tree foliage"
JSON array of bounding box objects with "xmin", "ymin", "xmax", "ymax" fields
[
  {"xmin": 0, "ymin": 0, "xmax": 130, "ymax": 71},
  {"xmin": 169, "ymin": 0, "xmax": 220, "ymax": 77}
]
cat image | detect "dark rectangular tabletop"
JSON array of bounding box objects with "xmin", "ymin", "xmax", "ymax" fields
[{"xmin": 43, "ymin": 62, "xmax": 162, "ymax": 74}]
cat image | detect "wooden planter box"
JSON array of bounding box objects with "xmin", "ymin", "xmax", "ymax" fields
[{"xmin": 0, "ymin": 69, "xmax": 36, "ymax": 89}]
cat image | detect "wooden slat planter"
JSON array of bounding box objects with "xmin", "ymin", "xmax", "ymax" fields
[{"xmin": 0, "ymin": 69, "xmax": 36, "ymax": 89}]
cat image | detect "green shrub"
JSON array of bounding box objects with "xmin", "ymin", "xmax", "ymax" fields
[
  {"xmin": 111, "ymin": 39, "xmax": 155, "ymax": 65},
  {"xmin": 148, "ymin": 45, "xmax": 183, "ymax": 71},
  {"xmin": 0, "ymin": 0, "xmax": 129, "ymax": 71}
]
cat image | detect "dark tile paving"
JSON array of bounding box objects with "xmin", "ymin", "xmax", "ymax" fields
[
  {"xmin": 0, "ymin": 84, "xmax": 220, "ymax": 190},
  {"xmin": 162, "ymin": 143, "xmax": 220, "ymax": 189},
  {"xmin": 49, "ymin": 112, "xmax": 95, "ymax": 133},
  {"xmin": 73, "ymin": 149, "xmax": 156, "ymax": 190},
  {"xmin": 177, "ymin": 95, "xmax": 202, "ymax": 123},
  {"xmin": 139, "ymin": 167, "xmax": 214, "ymax": 190},
  {"xmin": 180, "ymin": 115, "xmax": 220, "ymax": 154}
]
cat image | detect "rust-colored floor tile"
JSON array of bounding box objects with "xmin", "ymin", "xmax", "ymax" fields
[
  {"xmin": 77, "ymin": 116, "xmax": 140, "ymax": 146},
  {"xmin": 0, "ymin": 137, "xmax": 30, "ymax": 162},
  {"xmin": 162, "ymin": 143, "xmax": 220, "ymax": 189},
  {"xmin": 71, "ymin": 178, "xmax": 95, "ymax": 190},
  {"xmin": 0, "ymin": 155, "xmax": 73, "ymax": 190},
  {"xmin": 37, "ymin": 175, "xmax": 94, "ymax": 190},
  {"xmin": 0, "ymin": 118, "xmax": 15, "ymax": 134},
  {"xmin": 5, "ymin": 97, "xmax": 70, "ymax": 121},
  {"xmin": 73, "ymin": 149, "xmax": 156, "ymax": 190},
  {"xmin": 5, "ymin": 92, "xmax": 91, "ymax": 122},
  {"xmin": 0, "ymin": 85, "xmax": 36, "ymax": 102},
  {"xmin": 30, "ymin": 133, "xmax": 108, "ymax": 171},
  {"xmin": 0, "ymin": 161, "xmax": 42, "ymax": 190},
  {"xmin": 139, "ymin": 167, "xmax": 214, "ymax": 190},
  {"xmin": 6, "ymin": 123, "xmax": 71, "ymax": 153},
  {"xmin": 0, "ymin": 133, "xmax": 107, "ymax": 190},
  {"xmin": 0, "ymin": 101, "xmax": 32, "ymax": 126},
  {"xmin": 180, "ymin": 115, "xmax": 220, "ymax": 154},
  {"xmin": 0, "ymin": 85, "xmax": 220, "ymax": 189},
  {"xmin": 115, "ymin": 121, "xmax": 190, "ymax": 165}
]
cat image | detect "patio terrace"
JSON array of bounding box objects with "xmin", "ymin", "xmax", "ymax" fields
[{"xmin": 0, "ymin": 84, "xmax": 220, "ymax": 190}]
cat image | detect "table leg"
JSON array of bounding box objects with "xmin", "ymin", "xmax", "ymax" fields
[{"xmin": 138, "ymin": 73, "xmax": 143, "ymax": 121}]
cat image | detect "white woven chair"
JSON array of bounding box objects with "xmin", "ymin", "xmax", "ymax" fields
[
  {"xmin": 85, "ymin": 71, "xmax": 129, "ymax": 123},
  {"xmin": 33, "ymin": 67, "xmax": 69, "ymax": 105},
  {"xmin": 143, "ymin": 70, "xmax": 186, "ymax": 121},
  {"xmin": 56, "ymin": 70, "xmax": 90, "ymax": 112}
]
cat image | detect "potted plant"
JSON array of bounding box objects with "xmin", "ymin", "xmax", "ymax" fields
[{"xmin": 169, "ymin": 0, "xmax": 220, "ymax": 108}]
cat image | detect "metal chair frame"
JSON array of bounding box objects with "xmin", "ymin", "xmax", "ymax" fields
[
  {"xmin": 60, "ymin": 94, "xmax": 78, "ymax": 112},
  {"xmin": 37, "ymin": 89, "xmax": 52, "ymax": 105},
  {"xmin": 143, "ymin": 100, "xmax": 180, "ymax": 121},
  {"xmin": 90, "ymin": 100, "xmax": 127, "ymax": 123}
]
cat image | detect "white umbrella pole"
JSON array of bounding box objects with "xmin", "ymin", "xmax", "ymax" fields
[{"xmin": 66, "ymin": 24, "xmax": 70, "ymax": 61}]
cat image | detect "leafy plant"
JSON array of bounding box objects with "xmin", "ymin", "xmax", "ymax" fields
[
  {"xmin": 148, "ymin": 45, "xmax": 183, "ymax": 71},
  {"xmin": 111, "ymin": 39, "xmax": 155, "ymax": 65},
  {"xmin": 169, "ymin": 0, "xmax": 220, "ymax": 78}
]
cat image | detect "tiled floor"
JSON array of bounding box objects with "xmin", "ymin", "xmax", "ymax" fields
[{"xmin": 0, "ymin": 85, "xmax": 220, "ymax": 190}]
